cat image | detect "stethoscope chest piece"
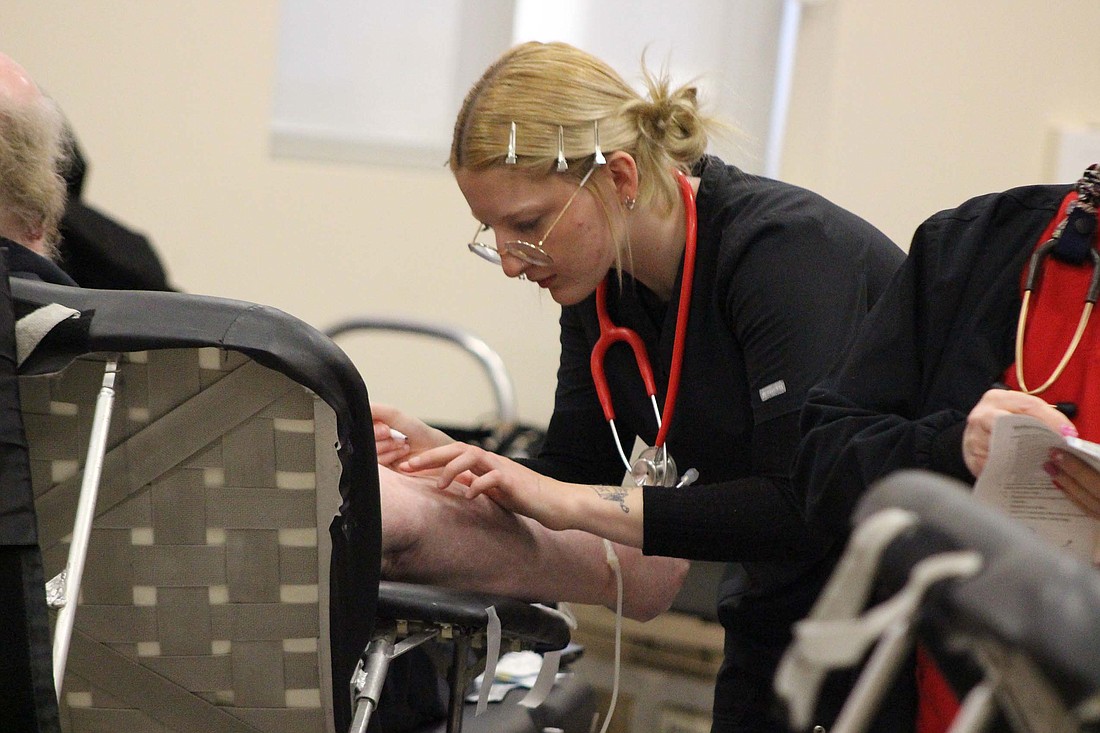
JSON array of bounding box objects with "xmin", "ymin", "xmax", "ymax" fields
[{"xmin": 631, "ymin": 445, "xmax": 679, "ymax": 487}]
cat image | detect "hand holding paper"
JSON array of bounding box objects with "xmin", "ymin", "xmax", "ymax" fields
[
  {"xmin": 962, "ymin": 387, "xmax": 1076, "ymax": 477},
  {"xmin": 973, "ymin": 414, "xmax": 1100, "ymax": 562}
]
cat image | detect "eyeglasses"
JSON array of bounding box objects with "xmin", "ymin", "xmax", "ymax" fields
[{"xmin": 467, "ymin": 165, "xmax": 596, "ymax": 267}]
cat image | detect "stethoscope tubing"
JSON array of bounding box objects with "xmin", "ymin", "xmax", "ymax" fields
[
  {"xmin": 590, "ymin": 170, "xmax": 698, "ymax": 474},
  {"xmin": 656, "ymin": 171, "xmax": 698, "ymax": 448}
]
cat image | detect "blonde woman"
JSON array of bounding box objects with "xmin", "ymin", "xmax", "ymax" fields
[{"xmin": 376, "ymin": 42, "xmax": 903, "ymax": 732}]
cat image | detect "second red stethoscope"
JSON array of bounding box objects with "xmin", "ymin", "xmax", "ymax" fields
[{"xmin": 590, "ymin": 169, "xmax": 698, "ymax": 487}]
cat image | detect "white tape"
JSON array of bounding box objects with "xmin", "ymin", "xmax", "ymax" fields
[
  {"xmin": 518, "ymin": 649, "xmax": 561, "ymax": 709},
  {"xmin": 475, "ymin": 605, "xmax": 502, "ymax": 716}
]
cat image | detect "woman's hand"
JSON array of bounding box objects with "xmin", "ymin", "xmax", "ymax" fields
[
  {"xmin": 963, "ymin": 388, "xmax": 1075, "ymax": 477},
  {"xmin": 399, "ymin": 442, "xmax": 576, "ymax": 532},
  {"xmin": 371, "ymin": 402, "xmax": 454, "ymax": 468},
  {"xmin": 1047, "ymin": 450, "xmax": 1100, "ymax": 520}
]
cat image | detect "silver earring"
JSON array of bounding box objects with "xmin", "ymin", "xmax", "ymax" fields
[
  {"xmin": 505, "ymin": 121, "xmax": 517, "ymax": 164},
  {"xmin": 623, "ymin": 197, "xmax": 636, "ymax": 210},
  {"xmin": 556, "ymin": 126, "xmax": 568, "ymax": 172},
  {"xmin": 593, "ymin": 120, "xmax": 606, "ymax": 166}
]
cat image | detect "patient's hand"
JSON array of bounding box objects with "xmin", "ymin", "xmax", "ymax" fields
[{"xmin": 372, "ymin": 403, "xmax": 454, "ymax": 468}]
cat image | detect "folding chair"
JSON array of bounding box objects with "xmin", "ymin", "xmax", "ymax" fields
[
  {"xmin": 17, "ymin": 281, "xmax": 578, "ymax": 733},
  {"xmin": 775, "ymin": 469, "xmax": 1100, "ymax": 733},
  {"xmin": 14, "ymin": 278, "xmax": 380, "ymax": 733}
]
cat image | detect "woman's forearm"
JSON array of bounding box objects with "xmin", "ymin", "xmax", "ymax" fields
[{"xmin": 558, "ymin": 481, "xmax": 647, "ymax": 548}]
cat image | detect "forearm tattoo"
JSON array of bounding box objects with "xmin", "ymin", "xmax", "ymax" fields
[{"xmin": 593, "ymin": 485, "xmax": 630, "ymax": 513}]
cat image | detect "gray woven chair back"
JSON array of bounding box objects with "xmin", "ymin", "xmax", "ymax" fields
[{"xmin": 27, "ymin": 347, "xmax": 340, "ymax": 733}]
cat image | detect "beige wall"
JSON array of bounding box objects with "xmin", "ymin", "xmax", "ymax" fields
[
  {"xmin": 3, "ymin": 1, "xmax": 1099, "ymax": 427},
  {"xmin": 787, "ymin": 0, "xmax": 1100, "ymax": 245}
]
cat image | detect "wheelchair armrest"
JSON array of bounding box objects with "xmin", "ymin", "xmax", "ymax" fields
[
  {"xmin": 351, "ymin": 583, "xmax": 573, "ymax": 733},
  {"xmin": 376, "ymin": 581, "xmax": 571, "ymax": 652}
]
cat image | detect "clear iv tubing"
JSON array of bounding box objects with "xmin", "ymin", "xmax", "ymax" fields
[{"xmin": 598, "ymin": 539, "xmax": 624, "ymax": 733}]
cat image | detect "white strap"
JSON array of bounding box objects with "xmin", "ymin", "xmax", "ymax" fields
[{"xmin": 595, "ymin": 539, "xmax": 623, "ymax": 733}]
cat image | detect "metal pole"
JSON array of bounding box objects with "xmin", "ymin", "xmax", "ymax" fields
[{"xmin": 52, "ymin": 356, "xmax": 120, "ymax": 698}]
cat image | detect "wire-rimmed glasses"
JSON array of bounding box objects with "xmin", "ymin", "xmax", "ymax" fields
[{"xmin": 467, "ymin": 165, "xmax": 596, "ymax": 266}]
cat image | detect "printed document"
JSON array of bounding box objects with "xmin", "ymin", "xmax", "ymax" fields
[{"xmin": 972, "ymin": 414, "xmax": 1100, "ymax": 563}]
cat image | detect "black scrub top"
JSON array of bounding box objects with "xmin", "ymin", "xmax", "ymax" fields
[{"xmin": 522, "ymin": 156, "xmax": 904, "ymax": 732}]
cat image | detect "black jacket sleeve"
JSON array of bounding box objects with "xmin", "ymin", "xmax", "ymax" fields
[
  {"xmin": 793, "ymin": 239, "xmax": 969, "ymax": 538},
  {"xmin": 641, "ymin": 411, "xmax": 813, "ymax": 561},
  {"xmin": 793, "ymin": 185, "xmax": 1066, "ymax": 539}
]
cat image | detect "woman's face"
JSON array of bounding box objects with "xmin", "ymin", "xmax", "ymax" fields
[{"xmin": 455, "ymin": 166, "xmax": 617, "ymax": 306}]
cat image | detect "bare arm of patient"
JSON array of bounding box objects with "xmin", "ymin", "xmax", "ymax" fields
[{"xmin": 379, "ymin": 464, "xmax": 688, "ymax": 622}]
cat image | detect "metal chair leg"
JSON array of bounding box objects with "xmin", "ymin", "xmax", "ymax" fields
[
  {"xmin": 50, "ymin": 356, "xmax": 120, "ymax": 699},
  {"xmin": 349, "ymin": 629, "xmax": 440, "ymax": 733},
  {"xmin": 445, "ymin": 634, "xmax": 477, "ymax": 733}
]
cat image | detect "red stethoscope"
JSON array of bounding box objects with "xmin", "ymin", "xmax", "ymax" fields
[{"xmin": 590, "ymin": 170, "xmax": 698, "ymax": 487}]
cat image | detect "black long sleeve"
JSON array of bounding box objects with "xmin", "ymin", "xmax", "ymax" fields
[{"xmin": 793, "ymin": 184, "xmax": 1069, "ymax": 538}]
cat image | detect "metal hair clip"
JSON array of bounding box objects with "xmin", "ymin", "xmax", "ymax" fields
[
  {"xmin": 593, "ymin": 120, "xmax": 606, "ymax": 165},
  {"xmin": 556, "ymin": 126, "xmax": 568, "ymax": 172},
  {"xmin": 505, "ymin": 121, "xmax": 517, "ymax": 164}
]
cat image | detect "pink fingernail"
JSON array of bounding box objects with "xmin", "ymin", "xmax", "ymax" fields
[
  {"xmin": 1060, "ymin": 424, "xmax": 1079, "ymax": 438},
  {"xmin": 1043, "ymin": 460, "xmax": 1059, "ymax": 478}
]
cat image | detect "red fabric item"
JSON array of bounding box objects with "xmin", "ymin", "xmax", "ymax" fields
[
  {"xmin": 915, "ymin": 645, "xmax": 960, "ymax": 733},
  {"xmin": 1003, "ymin": 191, "xmax": 1100, "ymax": 440}
]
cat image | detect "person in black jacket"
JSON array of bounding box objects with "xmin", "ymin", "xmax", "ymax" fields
[
  {"xmin": 793, "ymin": 172, "xmax": 1100, "ymax": 732},
  {"xmin": 0, "ymin": 48, "xmax": 70, "ymax": 733},
  {"xmin": 56, "ymin": 127, "xmax": 174, "ymax": 291},
  {"xmin": 0, "ymin": 64, "xmax": 173, "ymax": 292},
  {"xmin": 794, "ymin": 180, "xmax": 1093, "ymax": 544}
]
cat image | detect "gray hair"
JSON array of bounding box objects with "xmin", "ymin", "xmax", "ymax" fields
[{"xmin": 0, "ymin": 90, "xmax": 70, "ymax": 259}]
